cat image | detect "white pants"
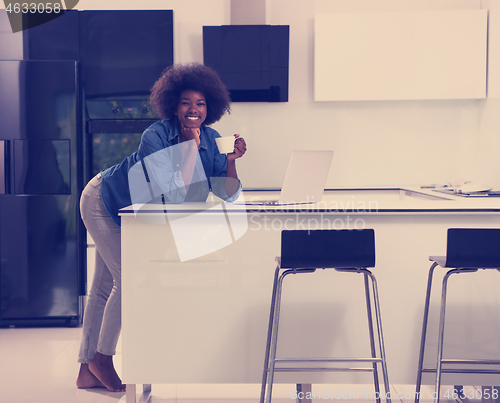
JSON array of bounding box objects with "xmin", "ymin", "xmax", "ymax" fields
[{"xmin": 78, "ymin": 173, "xmax": 122, "ymax": 363}]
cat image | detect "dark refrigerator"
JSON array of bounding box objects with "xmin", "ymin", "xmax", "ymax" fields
[{"xmin": 0, "ymin": 60, "xmax": 84, "ymax": 326}]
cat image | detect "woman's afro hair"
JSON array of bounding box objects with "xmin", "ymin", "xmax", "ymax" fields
[{"xmin": 149, "ymin": 63, "xmax": 231, "ymax": 126}]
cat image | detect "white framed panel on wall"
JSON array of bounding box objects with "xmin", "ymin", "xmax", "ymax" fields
[{"xmin": 314, "ymin": 10, "xmax": 488, "ymax": 101}]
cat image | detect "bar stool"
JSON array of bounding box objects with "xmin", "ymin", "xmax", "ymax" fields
[
  {"xmin": 415, "ymin": 228, "xmax": 500, "ymax": 403},
  {"xmin": 260, "ymin": 229, "xmax": 391, "ymax": 403}
]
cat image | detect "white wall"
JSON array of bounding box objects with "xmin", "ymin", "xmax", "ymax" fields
[
  {"xmin": 224, "ymin": 0, "xmax": 500, "ymax": 189},
  {"xmin": 20, "ymin": 0, "xmax": 500, "ymax": 189}
]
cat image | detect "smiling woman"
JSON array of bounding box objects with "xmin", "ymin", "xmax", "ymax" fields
[{"xmin": 76, "ymin": 62, "xmax": 246, "ymax": 393}]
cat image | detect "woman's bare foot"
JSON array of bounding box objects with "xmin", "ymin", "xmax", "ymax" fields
[
  {"xmin": 76, "ymin": 363, "xmax": 105, "ymax": 389},
  {"xmin": 88, "ymin": 352, "xmax": 126, "ymax": 392}
]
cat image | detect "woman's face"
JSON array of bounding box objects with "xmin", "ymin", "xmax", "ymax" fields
[{"xmin": 175, "ymin": 89, "xmax": 207, "ymax": 128}]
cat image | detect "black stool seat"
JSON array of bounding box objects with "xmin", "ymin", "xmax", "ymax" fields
[
  {"xmin": 415, "ymin": 228, "xmax": 500, "ymax": 403},
  {"xmin": 260, "ymin": 229, "xmax": 391, "ymax": 403}
]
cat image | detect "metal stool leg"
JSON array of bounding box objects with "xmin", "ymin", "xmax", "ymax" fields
[
  {"xmin": 260, "ymin": 265, "xmax": 282, "ymax": 403},
  {"xmin": 434, "ymin": 269, "xmax": 455, "ymax": 403},
  {"xmin": 434, "ymin": 269, "xmax": 478, "ymax": 403},
  {"xmin": 415, "ymin": 262, "xmax": 438, "ymax": 403},
  {"xmin": 264, "ymin": 269, "xmax": 315, "ymax": 403},
  {"xmin": 363, "ymin": 273, "xmax": 382, "ymax": 403},
  {"xmin": 366, "ymin": 271, "xmax": 391, "ymax": 403},
  {"xmin": 265, "ymin": 269, "xmax": 294, "ymax": 403}
]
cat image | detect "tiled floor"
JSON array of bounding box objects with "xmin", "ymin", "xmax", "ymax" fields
[{"xmin": 0, "ymin": 326, "xmax": 480, "ymax": 402}]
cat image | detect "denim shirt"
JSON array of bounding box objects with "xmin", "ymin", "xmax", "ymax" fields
[{"xmin": 100, "ymin": 118, "xmax": 242, "ymax": 226}]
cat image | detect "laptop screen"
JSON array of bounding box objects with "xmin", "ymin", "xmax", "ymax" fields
[{"xmin": 279, "ymin": 150, "xmax": 334, "ymax": 203}]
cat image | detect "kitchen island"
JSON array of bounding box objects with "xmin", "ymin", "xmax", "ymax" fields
[{"xmin": 120, "ymin": 187, "xmax": 500, "ymax": 398}]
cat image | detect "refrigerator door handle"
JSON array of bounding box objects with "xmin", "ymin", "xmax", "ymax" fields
[{"xmin": 0, "ymin": 140, "xmax": 10, "ymax": 194}]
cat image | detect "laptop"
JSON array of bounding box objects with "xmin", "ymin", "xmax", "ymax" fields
[{"xmin": 239, "ymin": 150, "xmax": 334, "ymax": 205}]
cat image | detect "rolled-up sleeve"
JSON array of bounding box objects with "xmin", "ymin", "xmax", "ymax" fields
[{"xmin": 210, "ymin": 176, "xmax": 242, "ymax": 202}]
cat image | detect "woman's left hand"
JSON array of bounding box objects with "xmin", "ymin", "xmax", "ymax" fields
[{"xmin": 228, "ymin": 134, "xmax": 246, "ymax": 161}]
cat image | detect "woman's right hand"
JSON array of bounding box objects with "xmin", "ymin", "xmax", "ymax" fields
[{"xmin": 179, "ymin": 123, "xmax": 201, "ymax": 148}]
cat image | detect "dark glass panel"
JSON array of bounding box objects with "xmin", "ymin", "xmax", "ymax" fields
[
  {"xmin": 203, "ymin": 25, "xmax": 289, "ymax": 102},
  {"xmin": 92, "ymin": 132, "xmax": 142, "ymax": 176},
  {"xmin": 14, "ymin": 139, "xmax": 71, "ymax": 195},
  {"xmin": 0, "ymin": 195, "xmax": 79, "ymax": 319},
  {"xmin": 0, "ymin": 141, "xmax": 5, "ymax": 195},
  {"xmin": 20, "ymin": 61, "xmax": 77, "ymax": 141}
]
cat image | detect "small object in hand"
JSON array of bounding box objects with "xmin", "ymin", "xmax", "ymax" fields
[{"xmin": 215, "ymin": 136, "xmax": 236, "ymax": 154}]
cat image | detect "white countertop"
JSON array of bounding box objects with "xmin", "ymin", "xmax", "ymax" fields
[{"xmin": 119, "ymin": 186, "xmax": 500, "ymax": 216}]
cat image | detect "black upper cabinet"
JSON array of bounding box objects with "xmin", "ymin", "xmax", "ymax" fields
[
  {"xmin": 0, "ymin": 9, "xmax": 174, "ymax": 98},
  {"xmin": 80, "ymin": 10, "xmax": 174, "ymax": 98},
  {"xmin": 22, "ymin": 10, "xmax": 79, "ymax": 60},
  {"xmin": 203, "ymin": 25, "xmax": 289, "ymax": 102},
  {"xmin": 0, "ymin": 9, "xmax": 79, "ymax": 61}
]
